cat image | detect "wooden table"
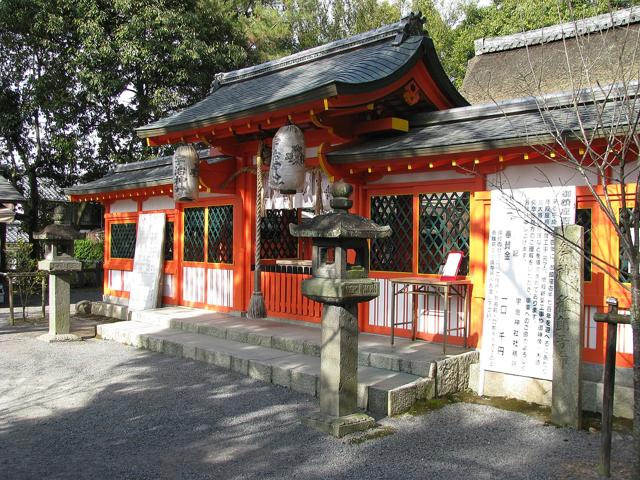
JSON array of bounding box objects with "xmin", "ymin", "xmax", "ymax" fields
[{"xmin": 389, "ymin": 277, "xmax": 472, "ymax": 354}]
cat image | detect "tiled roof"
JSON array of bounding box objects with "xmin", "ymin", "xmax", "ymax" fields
[
  {"xmin": 65, "ymin": 150, "xmax": 228, "ymax": 195},
  {"xmin": 474, "ymin": 6, "xmax": 640, "ymax": 55},
  {"xmin": 19, "ymin": 177, "xmax": 66, "ymax": 202},
  {"xmin": 328, "ymin": 83, "xmax": 638, "ymax": 163},
  {"xmin": 136, "ymin": 13, "xmax": 466, "ymax": 138},
  {"xmin": 0, "ymin": 177, "xmax": 24, "ymax": 203}
]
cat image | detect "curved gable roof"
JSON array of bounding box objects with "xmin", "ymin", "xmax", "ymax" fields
[{"xmin": 136, "ymin": 13, "xmax": 467, "ymax": 139}]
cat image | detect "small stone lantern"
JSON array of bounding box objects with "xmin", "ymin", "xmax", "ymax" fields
[
  {"xmin": 34, "ymin": 206, "xmax": 83, "ymax": 342},
  {"xmin": 290, "ymin": 180, "xmax": 391, "ymax": 437}
]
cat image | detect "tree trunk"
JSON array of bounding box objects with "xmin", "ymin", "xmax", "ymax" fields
[
  {"xmin": 26, "ymin": 168, "xmax": 40, "ymax": 258},
  {"xmin": 630, "ymin": 279, "xmax": 640, "ymax": 478}
]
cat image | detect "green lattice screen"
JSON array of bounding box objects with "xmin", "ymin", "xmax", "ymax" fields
[
  {"xmin": 164, "ymin": 221, "xmax": 174, "ymax": 261},
  {"xmin": 184, "ymin": 207, "xmax": 205, "ymax": 262},
  {"xmin": 261, "ymin": 209, "xmax": 298, "ymax": 259},
  {"xmin": 418, "ymin": 192, "xmax": 470, "ymax": 274},
  {"xmin": 370, "ymin": 195, "xmax": 413, "ymax": 272},
  {"xmin": 208, "ymin": 205, "xmax": 233, "ymax": 263},
  {"xmin": 110, "ymin": 223, "xmax": 136, "ymax": 259},
  {"xmin": 575, "ymin": 209, "xmax": 591, "ymax": 281}
]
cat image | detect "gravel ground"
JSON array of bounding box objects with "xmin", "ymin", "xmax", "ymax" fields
[{"xmin": 0, "ymin": 328, "xmax": 635, "ymax": 480}]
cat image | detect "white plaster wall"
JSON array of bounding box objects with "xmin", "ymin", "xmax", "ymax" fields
[
  {"xmin": 487, "ymin": 163, "xmax": 597, "ymax": 190},
  {"xmin": 368, "ymin": 170, "xmax": 471, "ymax": 185},
  {"xmin": 142, "ymin": 195, "xmax": 175, "ymax": 211},
  {"xmin": 109, "ymin": 199, "xmax": 138, "ymax": 213}
]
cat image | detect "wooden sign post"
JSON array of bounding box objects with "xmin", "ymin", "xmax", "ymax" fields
[{"xmin": 594, "ymin": 297, "xmax": 631, "ymax": 478}]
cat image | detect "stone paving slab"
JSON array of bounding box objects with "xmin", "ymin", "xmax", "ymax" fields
[
  {"xmin": 98, "ymin": 319, "xmax": 433, "ymax": 417},
  {"xmin": 134, "ymin": 306, "xmax": 471, "ymax": 378}
]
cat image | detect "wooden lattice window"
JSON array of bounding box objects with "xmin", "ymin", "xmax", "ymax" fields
[
  {"xmin": 575, "ymin": 208, "xmax": 591, "ymax": 281},
  {"xmin": 110, "ymin": 223, "xmax": 136, "ymax": 259},
  {"xmin": 418, "ymin": 192, "xmax": 470, "ymax": 275},
  {"xmin": 261, "ymin": 209, "xmax": 298, "ymax": 259},
  {"xmin": 164, "ymin": 221, "xmax": 174, "ymax": 261},
  {"xmin": 207, "ymin": 205, "xmax": 233, "ymax": 264},
  {"xmin": 184, "ymin": 207, "xmax": 205, "ymax": 262},
  {"xmin": 370, "ymin": 195, "xmax": 413, "ymax": 272}
]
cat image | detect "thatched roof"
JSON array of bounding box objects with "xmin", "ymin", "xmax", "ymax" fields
[{"xmin": 461, "ymin": 7, "xmax": 640, "ymax": 104}]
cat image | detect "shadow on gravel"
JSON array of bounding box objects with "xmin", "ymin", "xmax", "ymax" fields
[{"xmin": 0, "ymin": 341, "xmax": 634, "ymax": 480}]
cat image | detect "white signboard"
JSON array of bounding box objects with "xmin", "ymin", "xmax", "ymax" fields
[
  {"xmin": 128, "ymin": 213, "xmax": 166, "ymax": 312},
  {"xmin": 481, "ymin": 186, "xmax": 575, "ymax": 380}
]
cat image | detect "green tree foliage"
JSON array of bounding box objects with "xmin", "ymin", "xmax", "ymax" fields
[
  {"xmin": 6, "ymin": 240, "xmax": 45, "ymax": 320},
  {"xmin": 0, "ymin": 0, "xmax": 248, "ymax": 243}
]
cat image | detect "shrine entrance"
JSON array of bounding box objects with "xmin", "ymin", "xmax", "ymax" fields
[{"xmin": 177, "ymin": 196, "xmax": 244, "ymax": 312}]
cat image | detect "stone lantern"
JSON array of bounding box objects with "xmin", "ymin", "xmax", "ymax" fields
[
  {"xmin": 34, "ymin": 206, "xmax": 83, "ymax": 342},
  {"xmin": 290, "ymin": 180, "xmax": 391, "ymax": 437}
]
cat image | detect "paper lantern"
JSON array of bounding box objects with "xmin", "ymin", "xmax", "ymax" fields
[
  {"xmin": 173, "ymin": 145, "xmax": 200, "ymax": 202},
  {"xmin": 269, "ymin": 124, "xmax": 305, "ymax": 194}
]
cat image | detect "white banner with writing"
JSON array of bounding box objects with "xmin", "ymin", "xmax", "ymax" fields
[
  {"xmin": 128, "ymin": 212, "xmax": 166, "ymax": 312},
  {"xmin": 481, "ymin": 186, "xmax": 575, "ymax": 380}
]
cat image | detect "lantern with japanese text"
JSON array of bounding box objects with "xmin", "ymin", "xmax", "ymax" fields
[
  {"xmin": 268, "ymin": 124, "xmax": 305, "ymax": 194},
  {"xmin": 173, "ymin": 145, "xmax": 200, "ymax": 202}
]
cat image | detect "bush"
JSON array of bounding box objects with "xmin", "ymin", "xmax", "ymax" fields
[{"xmin": 74, "ymin": 239, "xmax": 104, "ymax": 263}]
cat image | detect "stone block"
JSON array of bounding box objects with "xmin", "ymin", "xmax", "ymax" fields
[
  {"xmin": 197, "ymin": 324, "xmax": 226, "ymax": 339},
  {"xmin": 409, "ymin": 361, "xmax": 434, "ymax": 378},
  {"xmin": 91, "ymin": 302, "xmax": 128, "ymax": 321},
  {"xmin": 415, "ymin": 378, "xmax": 436, "ymax": 400},
  {"xmin": 37, "ymin": 333, "xmax": 82, "ymax": 343},
  {"xmin": 272, "ymin": 336, "xmax": 305, "ymax": 354},
  {"xmin": 468, "ymin": 363, "xmax": 480, "ymax": 392},
  {"xmin": 366, "ymin": 388, "xmax": 389, "ymax": 418},
  {"xmin": 303, "ymin": 341, "xmax": 321, "ymax": 357},
  {"xmin": 301, "ymin": 412, "xmax": 375, "ymax": 438},
  {"xmin": 231, "ymin": 357, "xmax": 249, "ymax": 375},
  {"xmin": 436, "ymin": 351, "xmax": 479, "ymax": 396},
  {"xmin": 161, "ymin": 340, "xmax": 183, "ymax": 358},
  {"xmin": 581, "ymin": 380, "xmax": 634, "ymax": 419},
  {"xmin": 388, "ymin": 384, "xmax": 417, "ymax": 416},
  {"xmin": 248, "ymin": 361, "xmax": 272, "ymax": 383},
  {"xmin": 145, "ymin": 336, "xmax": 164, "ymax": 354},
  {"xmin": 247, "ymin": 332, "xmax": 272, "ymax": 348},
  {"xmin": 291, "ymin": 370, "xmax": 317, "ymax": 396},
  {"xmin": 357, "ymin": 351, "xmax": 371, "ymax": 367},
  {"xmin": 272, "ymin": 367, "xmax": 291, "ymax": 389},
  {"xmin": 226, "ymin": 329, "xmax": 249, "ymax": 344},
  {"xmin": 482, "ymin": 370, "xmax": 552, "ymax": 405},
  {"xmin": 369, "ymin": 353, "xmax": 401, "ymax": 372}
]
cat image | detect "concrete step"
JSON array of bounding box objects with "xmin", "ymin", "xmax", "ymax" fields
[
  {"xmin": 97, "ymin": 320, "xmax": 434, "ymax": 417},
  {"xmin": 131, "ymin": 307, "xmax": 436, "ymax": 378}
]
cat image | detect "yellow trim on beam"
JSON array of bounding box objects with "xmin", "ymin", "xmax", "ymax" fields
[
  {"xmin": 317, "ymin": 143, "xmax": 335, "ymax": 182},
  {"xmin": 323, "ymin": 98, "xmax": 329, "ymax": 110},
  {"xmin": 391, "ymin": 118, "xmax": 409, "ymax": 132}
]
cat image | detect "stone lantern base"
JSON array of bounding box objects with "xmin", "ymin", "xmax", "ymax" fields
[
  {"xmin": 37, "ymin": 333, "xmax": 82, "ymax": 343},
  {"xmin": 302, "ymin": 412, "xmax": 375, "ymax": 438}
]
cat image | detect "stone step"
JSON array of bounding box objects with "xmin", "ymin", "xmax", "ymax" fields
[
  {"xmin": 97, "ymin": 320, "xmax": 434, "ymax": 417},
  {"xmin": 91, "ymin": 301, "xmax": 128, "ymax": 321},
  {"xmin": 131, "ymin": 307, "xmax": 435, "ymax": 378}
]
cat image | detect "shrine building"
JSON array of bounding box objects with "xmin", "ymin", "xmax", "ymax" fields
[{"xmin": 67, "ymin": 10, "xmax": 637, "ymax": 416}]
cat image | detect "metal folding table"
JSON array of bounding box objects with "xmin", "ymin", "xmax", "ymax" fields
[{"xmin": 389, "ymin": 277, "xmax": 472, "ymax": 354}]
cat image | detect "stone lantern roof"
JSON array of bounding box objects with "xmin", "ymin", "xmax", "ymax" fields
[
  {"xmin": 33, "ymin": 206, "xmax": 83, "ymax": 242},
  {"xmin": 290, "ymin": 181, "xmax": 391, "ymax": 240}
]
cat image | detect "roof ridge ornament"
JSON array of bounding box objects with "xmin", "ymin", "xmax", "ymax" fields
[{"xmin": 392, "ymin": 11, "xmax": 425, "ymax": 46}]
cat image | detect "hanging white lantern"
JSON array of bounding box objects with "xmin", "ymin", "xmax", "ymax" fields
[
  {"xmin": 268, "ymin": 123, "xmax": 305, "ymax": 194},
  {"xmin": 173, "ymin": 145, "xmax": 200, "ymax": 202}
]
